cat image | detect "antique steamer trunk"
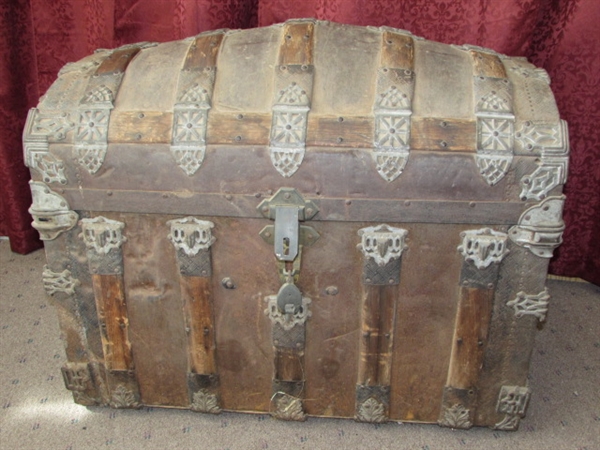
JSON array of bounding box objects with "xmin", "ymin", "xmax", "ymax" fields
[{"xmin": 24, "ymin": 20, "xmax": 569, "ymax": 430}]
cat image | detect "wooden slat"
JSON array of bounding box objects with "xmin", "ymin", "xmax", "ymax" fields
[
  {"xmin": 108, "ymin": 111, "xmax": 172, "ymax": 143},
  {"xmin": 446, "ymin": 287, "xmax": 494, "ymax": 389},
  {"xmin": 411, "ymin": 117, "xmax": 477, "ymax": 152},
  {"xmin": 91, "ymin": 274, "xmax": 133, "ymax": 371},
  {"xmin": 377, "ymin": 285, "xmax": 398, "ymax": 386},
  {"xmin": 306, "ymin": 116, "xmax": 373, "ymax": 148},
  {"xmin": 279, "ymin": 21, "xmax": 314, "ymax": 66},
  {"xmin": 184, "ymin": 32, "xmax": 226, "ymax": 70},
  {"xmin": 381, "ymin": 31, "xmax": 414, "ymax": 69},
  {"xmin": 206, "ymin": 112, "xmax": 270, "ymax": 145},
  {"xmin": 357, "ymin": 287, "xmax": 382, "ymax": 386},
  {"xmin": 470, "ymin": 50, "xmax": 507, "ymax": 78},
  {"xmin": 96, "ymin": 48, "xmax": 141, "ymax": 75},
  {"xmin": 180, "ymin": 276, "xmax": 217, "ymax": 374},
  {"xmin": 274, "ymin": 348, "xmax": 304, "ymax": 381}
]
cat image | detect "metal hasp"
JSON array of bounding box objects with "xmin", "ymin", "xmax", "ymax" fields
[{"xmin": 257, "ymin": 188, "xmax": 320, "ymax": 262}]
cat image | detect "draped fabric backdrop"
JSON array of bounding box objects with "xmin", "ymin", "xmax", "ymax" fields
[{"xmin": 1, "ymin": 0, "xmax": 598, "ymax": 284}]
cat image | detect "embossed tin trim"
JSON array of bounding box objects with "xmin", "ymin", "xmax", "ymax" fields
[
  {"xmin": 23, "ymin": 108, "xmax": 72, "ymax": 184},
  {"xmin": 270, "ymin": 393, "xmax": 306, "ymax": 421},
  {"xmin": 358, "ymin": 224, "xmax": 408, "ymax": 267},
  {"xmin": 79, "ymin": 216, "xmax": 126, "ymax": 255},
  {"xmin": 167, "ymin": 217, "xmax": 215, "ymax": 256},
  {"xmin": 42, "ymin": 266, "xmax": 80, "ymax": 296},
  {"xmin": 438, "ymin": 403, "xmax": 472, "ymax": 429},
  {"xmin": 264, "ymin": 294, "xmax": 311, "ymax": 331},
  {"xmin": 508, "ymin": 196, "xmax": 565, "ymax": 258},
  {"xmin": 494, "ymin": 385, "xmax": 531, "ymax": 430},
  {"xmin": 458, "ymin": 228, "xmax": 509, "ymax": 269},
  {"xmin": 507, "ymin": 289, "xmax": 550, "ymax": 322},
  {"xmin": 28, "ymin": 181, "xmax": 78, "ymax": 240}
]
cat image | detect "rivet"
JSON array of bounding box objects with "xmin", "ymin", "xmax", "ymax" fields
[
  {"xmin": 469, "ymin": 202, "xmax": 476, "ymax": 208},
  {"xmin": 385, "ymin": 333, "xmax": 391, "ymax": 338},
  {"xmin": 107, "ymin": 191, "xmax": 113, "ymax": 196},
  {"xmin": 477, "ymin": 340, "xmax": 484, "ymax": 347},
  {"xmin": 296, "ymin": 343, "xmax": 302, "ymax": 348},
  {"xmin": 284, "ymin": 193, "xmax": 291, "ymax": 200},
  {"xmin": 487, "ymin": 283, "xmax": 494, "ymax": 289},
  {"xmin": 264, "ymin": 231, "xmax": 271, "ymax": 238},
  {"xmin": 363, "ymin": 331, "xmax": 370, "ymax": 338},
  {"xmin": 221, "ymin": 277, "xmax": 236, "ymax": 289},
  {"xmin": 457, "ymin": 338, "xmax": 463, "ymax": 344},
  {"xmin": 440, "ymin": 121, "xmax": 448, "ymax": 128},
  {"xmin": 345, "ymin": 199, "xmax": 352, "ymax": 205},
  {"xmin": 203, "ymin": 327, "xmax": 209, "ymax": 336},
  {"xmin": 225, "ymin": 194, "xmax": 233, "ymax": 201},
  {"xmin": 235, "ymin": 135, "xmax": 242, "ymax": 141},
  {"xmin": 274, "ymin": 340, "xmax": 279, "ymax": 345},
  {"xmin": 237, "ymin": 114, "xmax": 244, "ymax": 120},
  {"xmin": 404, "ymin": 200, "xmax": 411, "ymax": 206},
  {"xmin": 135, "ymin": 133, "xmax": 142, "ymax": 140},
  {"xmin": 162, "ymin": 193, "xmax": 169, "ymax": 198},
  {"xmin": 440, "ymin": 141, "xmax": 448, "ymax": 148},
  {"xmin": 388, "ymin": 279, "xmax": 395, "ymax": 284},
  {"xmin": 338, "ymin": 117, "xmax": 344, "ymax": 122},
  {"xmin": 337, "ymin": 137, "xmax": 344, "ymax": 143},
  {"xmin": 365, "ymin": 278, "xmax": 371, "ymax": 283},
  {"xmin": 138, "ymin": 113, "xmax": 145, "ymax": 119},
  {"xmin": 325, "ymin": 286, "xmax": 339, "ymax": 296},
  {"xmin": 262, "ymin": 206, "xmax": 269, "ymax": 213},
  {"xmin": 254, "ymin": 192, "xmax": 261, "ymax": 198}
]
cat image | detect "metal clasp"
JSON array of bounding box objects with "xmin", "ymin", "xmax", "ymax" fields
[{"xmin": 258, "ymin": 188, "xmax": 320, "ymax": 262}]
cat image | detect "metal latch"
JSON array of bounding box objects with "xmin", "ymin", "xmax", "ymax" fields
[{"xmin": 258, "ymin": 188, "xmax": 319, "ymax": 262}]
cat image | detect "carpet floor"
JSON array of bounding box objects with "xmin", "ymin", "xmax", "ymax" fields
[{"xmin": 1, "ymin": 240, "xmax": 598, "ymax": 450}]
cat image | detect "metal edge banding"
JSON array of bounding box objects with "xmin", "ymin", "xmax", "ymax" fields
[
  {"xmin": 171, "ymin": 31, "xmax": 226, "ymax": 176},
  {"xmin": 468, "ymin": 50, "xmax": 515, "ymax": 187},
  {"xmin": 372, "ymin": 29, "xmax": 415, "ymax": 182},
  {"xmin": 269, "ymin": 21, "xmax": 316, "ymax": 178},
  {"xmin": 74, "ymin": 46, "xmax": 142, "ymax": 175},
  {"xmin": 79, "ymin": 216, "xmax": 141, "ymax": 409},
  {"xmin": 62, "ymin": 189, "xmax": 527, "ymax": 224}
]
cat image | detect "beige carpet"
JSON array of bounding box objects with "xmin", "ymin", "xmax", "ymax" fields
[{"xmin": 1, "ymin": 240, "xmax": 598, "ymax": 450}]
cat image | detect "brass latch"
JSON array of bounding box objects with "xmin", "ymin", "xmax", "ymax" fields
[{"xmin": 257, "ymin": 188, "xmax": 320, "ymax": 262}]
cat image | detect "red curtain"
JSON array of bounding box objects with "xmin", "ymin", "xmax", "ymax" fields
[{"xmin": 1, "ymin": 0, "xmax": 598, "ymax": 284}]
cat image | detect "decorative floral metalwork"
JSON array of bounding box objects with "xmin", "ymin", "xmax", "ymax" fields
[
  {"xmin": 378, "ymin": 85, "xmax": 410, "ymax": 109},
  {"xmin": 109, "ymin": 385, "xmax": 139, "ymax": 409},
  {"xmin": 271, "ymin": 393, "xmax": 306, "ymax": 421},
  {"xmin": 494, "ymin": 385, "xmax": 531, "ymax": 430},
  {"xmin": 167, "ymin": 217, "xmax": 215, "ymax": 256},
  {"xmin": 356, "ymin": 397, "xmax": 386, "ymax": 423},
  {"xmin": 42, "ymin": 266, "xmax": 80, "ymax": 296},
  {"xmin": 191, "ymin": 389, "xmax": 221, "ymax": 414},
  {"xmin": 76, "ymin": 145, "xmax": 107, "ymax": 174},
  {"xmin": 478, "ymin": 117, "xmax": 513, "ymax": 152},
  {"xmin": 75, "ymin": 110, "xmax": 109, "ymax": 143},
  {"xmin": 79, "ymin": 216, "xmax": 126, "ymax": 255},
  {"xmin": 82, "ymin": 86, "xmax": 114, "ymax": 104},
  {"xmin": 438, "ymin": 403, "xmax": 472, "ymax": 429},
  {"xmin": 179, "ymin": 84, "xmax": 211, "ymax": 104},
  {"xmin": 375, "ymin": 114, "xmax": 410, "ymax": 149},
  {"xmin": 271, "ymin": 111, "xmax": 307, "ymax": 145},
  {"xmin": 458, "ymin": 228, "xmax": 509, "ymax": 269},
  {"xmin": 507, "ymin": 289, "xmax": 550, "ymax": 322},
  {"xmin": 171, "ymin": 147, "xmax": 206, "ymax": 177},
  {"xmin": 173, "ymin": 110, "xmax": 207, "ymax": 143},
  {"xmin": 276, "ymin": 82, "xmax": 309, "ymax": 105},
  {"xmin": 477, "ymin": 92, "xmax": 511, "ymax": 113},
  {"xmin": 264, "ymin": 294, "xmax": 311, "ymax": 331},
  {"xmin": 358, "ymin": 224, "xmax": 408, "ymax": 267},
  {"xmin": 270, "ymin": 147, "xmax": 306, "ymax": 178}
]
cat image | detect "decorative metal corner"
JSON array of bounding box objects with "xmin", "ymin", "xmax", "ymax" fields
[
  {"xmin": 28, "ymin": 181, "xmax": 78, "ymax": 240},
  {"xmin": 508, "ymin": 196, "xmax": 565, "ymax": 258},
  {"xmin": 167, "ymin": 217, "xmax": 215, "ymax": 256},
  {"xmin": 271, "ymin": 393, "xmax": 306, "ymax": 421},
  {"xmin": 518, "ymin": 120, "xmax": 569, "ymax": 200},
  {"xmin": 79, "ymin": 216, "xmax": 126, "ymax": 255},
  {"xmin": 23, "ymin": 108, "xmax": 73, "ymax": 184},
  {"xmin": 264, "ymin": 294, "xmax": 311, "ymax": 331},
  {"xmin": 190, "ymin": 389, "xmax": 221, "ymax": 414},
  {"xmin": 494, "ymin": 385, "xmax": 531, "ymax": 430},
  {"xmin": 438, "ymin": 403, "xmax": 472, "ymax": 429},
  {"xmin": 458, "ymin": 228, "xmax": 509, "ymax": 269},
  {"xmin": 109, "ymin": 384, "xmax": 140, "ymax": 409},
  {"xmin": 42, "ymin": 266, "xmax": 80, "ymax": 296},
  {"xmin": 507, "ymin": 288, "xmax": 550, "ymax": 322},
  {"xmin": 358, "ymin": 224, "xmax": 408, "ymax": 267}
]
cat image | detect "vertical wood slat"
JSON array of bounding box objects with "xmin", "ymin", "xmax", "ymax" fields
[
  {"xmin": 180, "ymin": 276, "xmax": 217, "ymax": 375},
  {"xmin": 279, "ymin": 21, "xmax": 315, "ymax": 66},
  {"xmin": 184, "ymin": 32, "xmax": 226, "ymax": 70},
  {"xmin": 377, "ymin": 285, "xmax": 399, "ymax": 387},
  {"xmin": 92, "ymin": 274, "xmax": 133, "ymax": 372},
  {"xmin": 357, "ymin": 287, "xmax": 382, "ymax": 386},
  {"xmin": 446, "ymin": 287, "xmax": 494, "ymax": 389}
]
